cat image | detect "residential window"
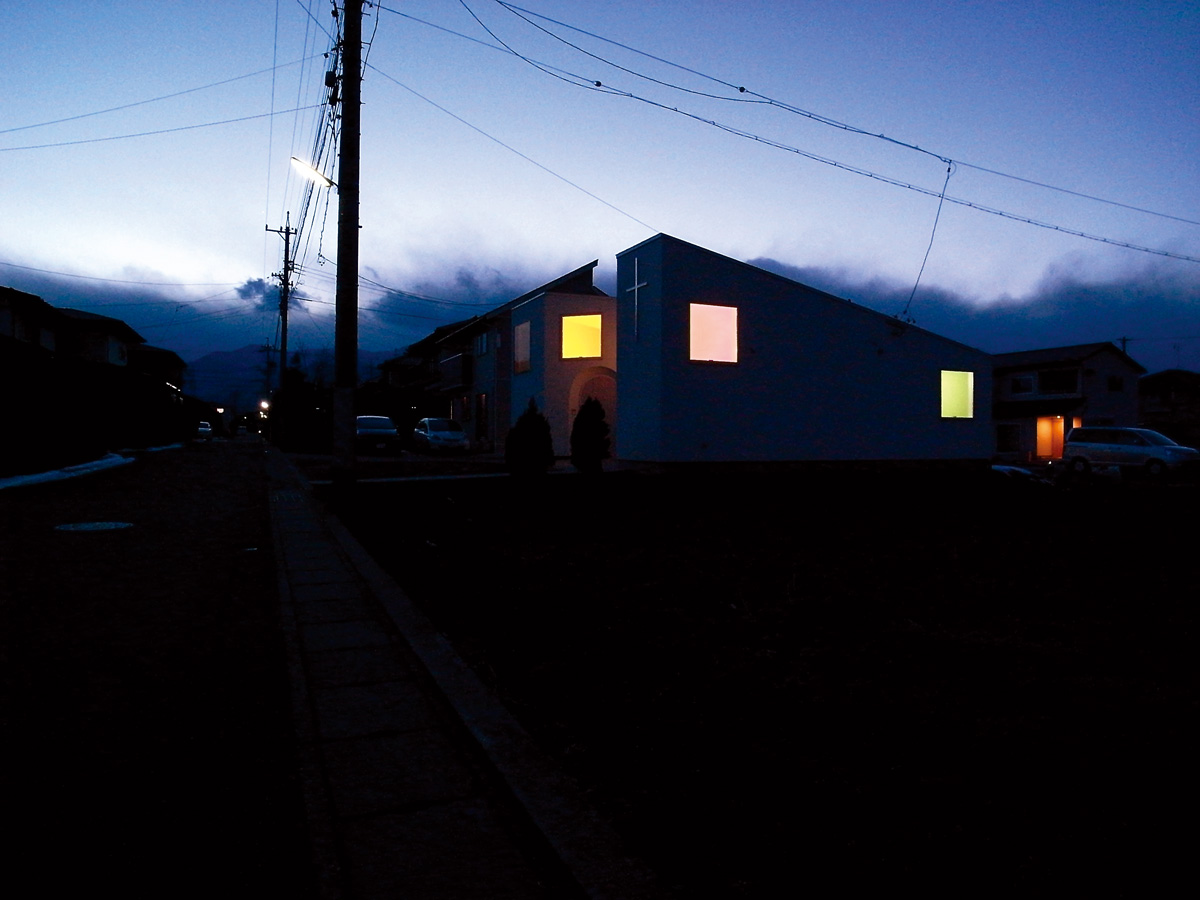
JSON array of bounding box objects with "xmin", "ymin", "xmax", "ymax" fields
[
  {"xmin": 689, "ymin": 304, "xmax": 738, "ymax": 363},
  {"xmin": 474, "ymin": 332, "xmax": 488, "ymax": 355},
  {"xmin": 1038, "ymin": 368, "xmax": 1078, "ymax": 393},
  {"xmin": 1107, "ymin": 375, "xmax": 1124, "ymax": 392},
  {"xmin": 940, "ymin": 370, "xmax": 974, "ymax": 418},
  {"xmin": 514, "ymin": 321, "xmax": 531, "ymax": 374},
  {"xmin": 562, "ymin": 314, "xmax": 602, "ymax": 358},
  {"xmin": 1010, "ymin": 375, "xmax": 1033, "ymax": 394}
]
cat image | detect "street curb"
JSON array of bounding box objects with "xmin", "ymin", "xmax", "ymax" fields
[
  {"xmin": 270, "ymin": 448, "xmax": 668, "ymax": 899},
  {"xmin": 265, "ymin": 450, "xmax": 347, "ymax": 900}
]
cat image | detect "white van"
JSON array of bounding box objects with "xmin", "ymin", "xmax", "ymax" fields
[{"xmin": 1062, "ymin": 427, "xmax": 1199, "ymax": 477}]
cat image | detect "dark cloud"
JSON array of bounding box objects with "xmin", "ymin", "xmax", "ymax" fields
[
  {"xmin": 357, "ymin": 265, "xmax": 544, "ymax": 350},
  {"xmin": 0, "ymin": 266, "xmax": 278, "ymax": 363},
  {"xmin": 8, "ymin": 254, "xmax": 1197, "ymax": 374},
  {"xmin": 749, "ymin": 257, "xmax": 1200, "ymax": 374},
  {"xmin": 234, "ymin": 277, "xmax": 278, "ymax": 311},
  {"xmin": 235, "ymin": 277, "xmax": 315, "ymax": 313}
]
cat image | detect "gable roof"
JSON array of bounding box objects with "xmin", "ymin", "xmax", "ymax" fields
[
  {"xmin": 620, "ymin": 233, "xmax": 987, "ymax": 355},
  {"xmin": 57, "ymin": 308, "xmax": 146, "ymax": 344},
  {"xmin": 1, "ymin": 285, "xmax": 50, "ymax": 308},
  {"xmin": 992, "ymin": 341, "xmax": 1146, "ymax": 374},
  {"xmin": 413, "ymin": 260, "xmax": 607, "ymax": 354}
]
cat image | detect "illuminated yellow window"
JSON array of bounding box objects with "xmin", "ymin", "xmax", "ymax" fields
[
  {"xmin": 514, "ymin": 321, "xmax": 531, "ymax": 374},
  {"xmin": 689, "ymin": 304, "xmax": 738, "ymax": 362},
  {"xmin": 941, "ymin": 370, "xmax": 974, "ymax": 418},
  {"xmin": 562, "ymin": 314, "xmax": 602, "ymax": 358}
]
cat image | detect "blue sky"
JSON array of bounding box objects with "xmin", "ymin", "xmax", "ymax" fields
[{"xmin": 2, "ymin": 1, "xmax": 1197, "ymax": 374}]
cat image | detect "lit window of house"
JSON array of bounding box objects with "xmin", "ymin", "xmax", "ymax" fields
[
  {"xmin": 941, "ymin": 370, "xmax": 974, "ymax": 418},
  {"xmin": 689, "ymin": 304, "xmax": 738, "ymax": 363},
  {"xmin": 514, "ymin": 321, "xmax": 531, "ymax": 374},
  {"xmin": 561, "ymin": 314, "xmax": 602, "ymax": 358}
]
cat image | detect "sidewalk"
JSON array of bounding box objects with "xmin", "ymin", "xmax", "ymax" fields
[{"xmin": 0, "ymin": 437, "xmax": 663, "ymax": 898}]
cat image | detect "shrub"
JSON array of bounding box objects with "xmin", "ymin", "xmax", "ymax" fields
[
  {"xmin": 570, "ymin": 396, "xmax": 611, "ymax": 475},
  {"xmin": 505, "ymin": 398, "xmax": 554, "ymax": 475}
]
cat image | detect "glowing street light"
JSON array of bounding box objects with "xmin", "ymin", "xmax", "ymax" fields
[
  {"xmin": 290, "ymin": 156, "xmax": 335, "ymax": 189},
  {"xmin": 288, "ymin": 2, "xmax": 361, "ymax": 494}
]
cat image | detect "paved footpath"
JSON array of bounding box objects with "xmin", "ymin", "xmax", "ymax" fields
[{"xmin": 1, "ymin": 437, "xmax": 663, "ymax": 899}]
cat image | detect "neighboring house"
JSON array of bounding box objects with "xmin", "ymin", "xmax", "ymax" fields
[
  {"xmin": 1, "ymin": 286, "xmax": 190, "ymax": 474},
  {"xmin": 992, "ymin": 342, "xmax": 1146, "ymax": 462},
  {"xmin": 1139, "ymin": 369, "xmax": 1200, "ymax": 449},
  {"xmin": 130, "ymin": 344, "xmax": 186, "ymax": 392},
  {"xmin": 392, "ymin": 262, "xmax": 612, "ymax": 454},
  {"xmin": 1, "ymin": 285, "xmax": 61, "ymax": 352},
  {"xmin": 56, "ymin": 307, "xmax": 146, "ymax": 366},
  {"xmin": 403, "ymin": 234, "xmax": 993, "ymax": 465}
]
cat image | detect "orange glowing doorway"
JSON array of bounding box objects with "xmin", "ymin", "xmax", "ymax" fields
[{"xmin": 1036, "ymin": 416, "xmax": 1080, "ymax": 458}]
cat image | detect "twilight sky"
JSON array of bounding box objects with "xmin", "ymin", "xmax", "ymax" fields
[{"xmin": 2, "ymin": 1, "xmax": 1197, "ymax": 379}]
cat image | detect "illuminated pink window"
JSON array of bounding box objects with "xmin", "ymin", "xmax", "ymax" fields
[
  {"xmin": 689, "ymin": 304, "xmax": 738, "ymax": 363},
  {"xmin": 514, "ymin": 321, "xmax": 531, "ymax": 373}
]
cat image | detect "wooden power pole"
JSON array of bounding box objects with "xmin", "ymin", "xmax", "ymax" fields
[
  {"xmin": 332, "ymin": 0, "xmax": 362, "ymax": 491},
  {"xmin": 266, "ymin": 213, "xmax": 295, "ymax": 391}
]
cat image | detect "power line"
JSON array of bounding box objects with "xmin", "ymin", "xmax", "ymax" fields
[
  {"xmin": 367, "ymin": 63, "xmax": 656, "ymax": 232},
  {"xmin": 0, "ymin": 57, "xmax": 322, "ymax": 136},
  {"xmin": 0, "ymin": 106, "xmax": 325, "ymax": 152},
  {"xmin": 433, "ymin": 8, "xmax": 1198, "ymax": 263},
  {"xmin": 0, "ymin": 259, "xmax": 241, "ymax": 287},
  {"xmin": 494, "ymin": 1, "xmax": 1198, "ymax": 228}
]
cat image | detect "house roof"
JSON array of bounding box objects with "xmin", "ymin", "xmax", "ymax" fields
[
  {"xmin": 1139, "ymin": 368, "xmax": 1200, "ymax": 392},
  {"xmin": 57, "ymin": 308, "xmax": 146, "ymax": 344},
  {"xmin": 992, "ymin": 341, "xmax": 1146, "ymax": 374},
  {"xmin": 406, "ymin": 260, "xmax": 607, "ymax": 355},
  {"xmin": 131, "ymin": 344, "xmax": 186, "ymax": 371},
  {"xmin": 619, "ymin": 233, "xmax": 990, "ymax": 356},
  {"xmin": 1, "ymin": 285, "xmax": 50, "ymax": 308}
]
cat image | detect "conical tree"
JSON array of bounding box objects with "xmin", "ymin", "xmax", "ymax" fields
[
  {"xmin": 570, "ymin": 396, "xmax": 610, "ymax": 475},
  {"xmin": 505, "ymin": 397, "xmax": 554, "ymax": 475}
]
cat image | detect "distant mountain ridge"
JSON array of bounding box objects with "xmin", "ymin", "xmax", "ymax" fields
[{"xmin": 185, "ymin": 344, "xmax": 404, "ymax": 411}]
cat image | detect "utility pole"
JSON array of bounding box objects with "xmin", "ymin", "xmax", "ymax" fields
[
  {"xmin": 266, "ymin": 213, "xmax": 295, "ymax": 391},
  {"xmin": 332, "ymin": 0, "xmax": 362, "ymax": 492}
]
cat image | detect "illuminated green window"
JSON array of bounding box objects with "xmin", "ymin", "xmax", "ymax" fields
[
  {"xmin": 941, "ymin": 370, "xmax": 974, "ymax": 418},
  {"xmin": 689, "ymin": 304, "xmax": 738, "ymax": 362},
  {"xmin": 514, "ymin": 321, "xmax": 531, "ymax": 374},
  {"xmin": 562, "ymin": 314, "xmax": 602, "ymax": 358}
]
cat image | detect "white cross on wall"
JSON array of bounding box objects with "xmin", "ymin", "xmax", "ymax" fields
[{"xmin": 625, "ymin": 258, "xmax": 648, "ymax": 340}]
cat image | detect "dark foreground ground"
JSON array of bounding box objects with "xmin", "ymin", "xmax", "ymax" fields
[
  {"xmin": 332, "ymin": 467, "xmax": 1198, "ymax": 896},
  {"xmin": 0, "ymin": 441, "xmax": 313, "ymax": 896}
]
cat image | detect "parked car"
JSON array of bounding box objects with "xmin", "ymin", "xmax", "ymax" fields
[
  {"xmin": 412, "ymin": 417, "xmax": 470, "ymax": 453},
  {"xmin": 195, "ymin": 421, "xmax": 212, "ymax": 441},
  {"xmin": 355, "ymin": 415, "xmax": 402, "ymax": 454},
  {"xmin": 1063, "ymin": 426, "xmax": 1199, "ymax": 477}
]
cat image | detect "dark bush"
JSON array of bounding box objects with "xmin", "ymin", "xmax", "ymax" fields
[
  {"xmin": 505, "ymin": 398, "xmax": 554, "ymax": 475},
  {"xmin": 570, "ymin": 396, "xmax": 611, "ymax": 475}
]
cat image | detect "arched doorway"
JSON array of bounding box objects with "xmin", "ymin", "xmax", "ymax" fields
[{"xmin": 569, "ymin": 368, "xmax": 617, "ymax": 454}]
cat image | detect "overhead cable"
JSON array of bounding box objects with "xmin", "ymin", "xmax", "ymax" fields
[
  {"xmin": 0, "ymin": 106, "xmax": 326, "ymax": 152},
  {"xmin": 0, "ymin": 57, "xmax": 322, "ymax": 136},
  {"xmin": 492, "ymin": 0, "xmax": 1197, "ymax": 227},
  {"xmin": 368, "ymin": 63, "xmax": 656, "ymax": 231}
]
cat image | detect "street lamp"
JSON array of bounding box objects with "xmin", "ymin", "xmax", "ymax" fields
[
  {"xmin": 289, "ymin": 2, "xmax": 361, "ymax": 495},
  {"xmin": 290, "ymin": 156, "xmax": 335, "ymax": 189}
]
